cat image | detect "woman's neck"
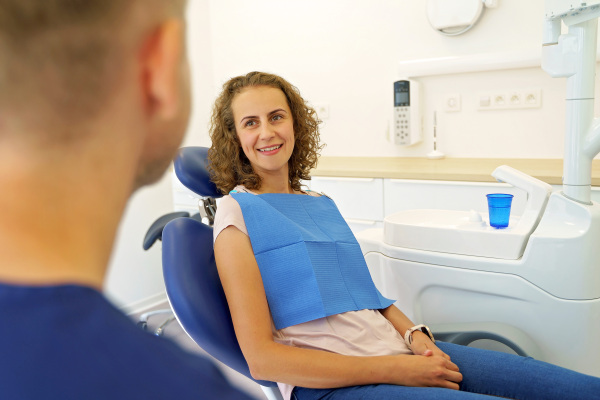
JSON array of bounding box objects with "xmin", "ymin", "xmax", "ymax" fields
[
  {"xmin": 251, "ymin": 171, "xmax": 295, "ymax": 194},
  {"xmin": 254, "ymin": 180, "xmax": 294, "ymax": 194}
]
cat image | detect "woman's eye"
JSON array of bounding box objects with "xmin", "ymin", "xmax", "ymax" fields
[
  {"xmin": 244, "ymin": 120, "xmax": 256, "ymax": 127},
  {"xmin": 272, "ymin": 114, "xmax": 283, "ymax": 121}
]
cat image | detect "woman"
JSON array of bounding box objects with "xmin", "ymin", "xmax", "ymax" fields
[{"xmin": 209, "ymin": 71, "xmax": 600, "ymax": 400}]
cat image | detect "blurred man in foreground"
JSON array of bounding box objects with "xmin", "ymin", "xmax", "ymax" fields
[{"xmin": 0, "ymin": 1, "xmax": 254, "ymax": 398}]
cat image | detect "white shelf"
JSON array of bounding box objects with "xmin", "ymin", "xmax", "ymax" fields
[{"xmin": 398, "ymin": 50, "xmax": 542, "ymax": 78}]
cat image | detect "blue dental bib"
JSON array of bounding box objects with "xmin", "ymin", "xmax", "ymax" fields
[{"xmin": 231, "ymin": 192, "xmax": 394, "ymax": 330}]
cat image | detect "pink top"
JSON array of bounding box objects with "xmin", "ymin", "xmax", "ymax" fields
[{"xmin": 213, "ymin": 187, "xmax": 412, "ymax": 399}]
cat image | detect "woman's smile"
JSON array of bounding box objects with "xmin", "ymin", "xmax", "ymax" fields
[{"xmin": 258, "ymin": 143, "xmax": 283, "ymax": 154}]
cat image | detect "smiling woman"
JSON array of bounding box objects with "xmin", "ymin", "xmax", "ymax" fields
[
  {"xmin": 206, "ymin": 71, "xmax": 600, "ymax": 400},
  {"xmin": 208, "ymin": 71, "xmax": 323, "ymax": 194}
]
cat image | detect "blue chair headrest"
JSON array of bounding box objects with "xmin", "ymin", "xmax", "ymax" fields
[{"xmin": 174, "ymin": 147, "xmax": 222, "ymax": 199}]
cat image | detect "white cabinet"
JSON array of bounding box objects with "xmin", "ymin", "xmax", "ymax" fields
[
  {"xmin": 591, "ymin": 187, "xmax": 600, "ymax": 203},
  {"xmin": 308, "ymin": 177, "xmax": 384, "ymax": 234},
  {"xmin": 309, "ymin": 177, "xmax": 384, "ymax": 221}
]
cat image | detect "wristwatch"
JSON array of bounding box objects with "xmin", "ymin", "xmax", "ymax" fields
[{"xmin": 404, "ymin": 324, "xmax": 435, "ymax": 349}]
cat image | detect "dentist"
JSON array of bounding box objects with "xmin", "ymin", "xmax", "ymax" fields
[{"xmin": 0, "ymin": 1, "xmax": 254, "ymax": 399}]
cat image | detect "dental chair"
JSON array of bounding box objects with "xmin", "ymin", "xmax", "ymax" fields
[{"xmin": 159, "ymin": 147, "xmax": 283, "ymax": 400}]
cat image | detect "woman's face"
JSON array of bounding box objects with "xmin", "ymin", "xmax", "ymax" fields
[{"xmin": 231, "ymin": 85, "xmax": 295, "ymax": 180}]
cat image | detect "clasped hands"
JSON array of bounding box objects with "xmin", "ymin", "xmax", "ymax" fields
[{"xmin": 407, "ymin": 331, "xmax": 463, "ymax": 390}]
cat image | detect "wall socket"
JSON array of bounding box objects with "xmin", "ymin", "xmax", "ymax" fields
[{"xmin": 478, "ymin": 88, "xmax": 542, "ymax": 110}]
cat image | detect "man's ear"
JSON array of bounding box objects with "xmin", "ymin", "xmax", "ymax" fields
[{"xmin": 140, "ymin": 19, "xmax": 185, "ymax": 119}]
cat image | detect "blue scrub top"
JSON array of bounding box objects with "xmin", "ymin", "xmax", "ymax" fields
[{"xmin": 0, "ymin": 283, "xmax": 254, "ymax": 400}]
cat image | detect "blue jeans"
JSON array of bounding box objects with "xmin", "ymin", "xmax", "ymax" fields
[{"xmin": 292, "ymin": 342, "xmax": 600, "ymax": 400}]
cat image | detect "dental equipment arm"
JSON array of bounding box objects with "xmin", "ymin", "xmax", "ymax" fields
[
  {"xmin": 542, "ymin": 1, "xmax": 600, "ymax": 204},
  {"xmin": 492, "ymin": 165, "xmax": 552, "ymax": 233}
]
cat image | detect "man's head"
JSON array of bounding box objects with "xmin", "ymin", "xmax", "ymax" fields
[{"xmin": 0, "ymin": 0, "xmax": 190, "ymax": 190}]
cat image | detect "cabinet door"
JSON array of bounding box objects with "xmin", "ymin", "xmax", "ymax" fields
[
  {"xmin": 309, "ymin": 177, "xmax": 384, "ymax": 222},
  {"xmin": 384, "ymin": 179, "xmax": 528, "ymax": 217},
  {"xmin": 592, "ymin": 187, "xmax": 600, "ymax": 203}
]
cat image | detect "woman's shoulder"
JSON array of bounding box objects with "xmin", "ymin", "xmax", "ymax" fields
[
  {"xmin": 216, "ymin": 186, "xmax": 253, "ymax": 211},
  {"xmin": 215, "ymin": 189, "xmax": 247, "ymax": 217},
  {"xmin": 216, "ymin": 194, "xmax": 239, "ymax": 210},
  {"xmin": 213, "ymin": 190, "xmax": 248, "ymax": 242}
]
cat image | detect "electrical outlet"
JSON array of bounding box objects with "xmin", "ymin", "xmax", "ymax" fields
[
  {"xmin": 523, "ymin": 89, "xmax": 542, "ymax": 108},
  {"xmin": 492, "ymin": 93, "xmax": 507, "ymax": 107},
  {"xmin": 508, "ymin": 92, "xmax": 522, "ymax": 107},
  {"xmin": 478, "ymin": 88, "xmax": 542, "ymax": 110}
]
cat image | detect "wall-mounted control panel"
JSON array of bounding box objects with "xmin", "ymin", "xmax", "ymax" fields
[{"xmin": 394, "ymin": 80, "xmax": 422, "ymax": 146}]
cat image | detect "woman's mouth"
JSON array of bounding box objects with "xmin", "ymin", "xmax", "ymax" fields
[{"xmin": 258, "ymin": 144, "xmax": 283, "ymax": 153}]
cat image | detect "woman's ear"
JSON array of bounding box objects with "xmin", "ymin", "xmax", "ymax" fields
[{"xmin": 139, "ymin": 18, "xmax": 186, "ymax": 119}]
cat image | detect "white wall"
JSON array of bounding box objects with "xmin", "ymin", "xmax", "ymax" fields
[
  {"xmin": 205, "ymin": 0, "xmax": 600, "ymax": 159},
  {"xmin": 104, "ymin": 174, "xmax": 171, "ymax": 311},
  {"xmin": 184, "ymin": 0, "xmax": 217, "ymax": 147}
]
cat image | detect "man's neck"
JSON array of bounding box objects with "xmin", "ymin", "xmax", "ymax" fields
[{"xmin": 0, "ymin": 145, "xmax": 134, "ymax": 289}]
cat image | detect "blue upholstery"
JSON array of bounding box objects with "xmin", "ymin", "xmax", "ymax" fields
[
  {"xmin": 142, "ymin": 211, "xmax": 190, "ymax": 250},
  {"xmin": 174, "ymin": 147, "xmax": 221, "ymax": 198},
  {"xmin": 161, "ymin": 147, "xmax": 278, "ymax": 389}
]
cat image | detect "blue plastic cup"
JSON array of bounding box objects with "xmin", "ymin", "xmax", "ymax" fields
[{"xmin": 486, "ymin": 193, "xmax": 513, "ymax": 229}]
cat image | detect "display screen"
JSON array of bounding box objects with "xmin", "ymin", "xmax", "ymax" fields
[{"xmin": 395, "ymin": 91, "xmax": 409, "ymax": 106}]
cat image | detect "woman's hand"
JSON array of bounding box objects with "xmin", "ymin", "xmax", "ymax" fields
[
  {"xmin": 377, "ymin": 306, "xmax": 460, "ymax": 389},
  {"xmin": 392, "ymin": 353, "xmax": 463, "ymax": 390},
  {"xmin": 395, "ymin": 332, "xmax": 462, "ymax": 389},
  {"xmin": 409, "ymin": 331, "xmax": 451, "ymax": 360}
]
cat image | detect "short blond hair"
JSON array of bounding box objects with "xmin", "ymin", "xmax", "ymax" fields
[{"xmin": 0, "ymin": 0, "xmax": 185, "ymax": 135}]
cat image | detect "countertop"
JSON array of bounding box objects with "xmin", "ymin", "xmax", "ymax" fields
[{"xmin": 311, "ymin": 157, "xmax": 600, "ymax": 186}]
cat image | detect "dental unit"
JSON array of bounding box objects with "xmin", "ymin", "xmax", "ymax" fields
[{"xmin": 357, "ymin": 0, "xmax": 600, "ymax": 377}]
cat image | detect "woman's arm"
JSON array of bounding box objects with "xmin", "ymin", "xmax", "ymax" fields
[
  {"xmin": 215, "ymin": 226, "xmax": 462, "ymax": 389},
  {"xmin": 380, "ymin": 304, "xmax": 450, "ymax": 360}
]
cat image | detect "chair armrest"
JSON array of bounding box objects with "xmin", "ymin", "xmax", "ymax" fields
[{"xmin": 143, "ymin": 211, "xmax": 190, "ymax": 250}]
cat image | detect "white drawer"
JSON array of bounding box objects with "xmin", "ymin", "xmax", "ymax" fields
[
  {"xmin": 309, "ymin": 177, "xmax": 384, "ymax": 221},
  {"xmin": 384, "ymin": 179, "xmax": 528, "ymax": 217}
]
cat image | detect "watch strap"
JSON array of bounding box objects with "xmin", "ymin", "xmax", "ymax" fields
[{"xmin": 404, "ymin": 324, "xmax": 435, "ymax": 349}]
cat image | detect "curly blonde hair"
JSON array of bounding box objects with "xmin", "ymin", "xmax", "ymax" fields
[{"xmin": 208, "ymin": 71, "xmax": 324, "ymax": 194}]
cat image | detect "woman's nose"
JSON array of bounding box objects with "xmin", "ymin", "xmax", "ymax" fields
[{"xmin": 258, "ymin": 121, "xmax": 275, "ymax": 139}]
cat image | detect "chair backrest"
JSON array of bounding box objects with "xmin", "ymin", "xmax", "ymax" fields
[{"xmin": 161, "ymin": 146, "xmax": 278, "ymax": 388}]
